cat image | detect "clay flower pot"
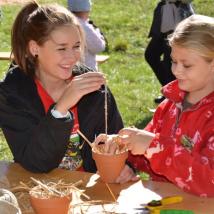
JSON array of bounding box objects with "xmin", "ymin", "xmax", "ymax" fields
[
  {"xmin": 30, "ymin": 194, "xmax": 71, "ymax": 214},
  {"xmin": 92, "ymin": 146, "xmax": 128, "ymax": 183}
]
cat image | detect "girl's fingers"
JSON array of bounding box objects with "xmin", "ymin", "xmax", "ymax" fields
[
  {"xmin": 79, "ymin": 84, "xmax": 102, "ymax": 92},
  {"xmin": 115, "ymin": 165, "xmax": 137, "ymax": 183},
  {"xmin": 94, "ymin": 134, "xmax": 123, "ymax": 154},
  {"xmin": 71, "ymin": 78, "xmax": 105, "ymax": 96},
  {"xmin": 75, "ymin": 74, "xmax": 104, "ymax": 82},
  {"xmin": 118, "ymin": 135, "xmax": 130, "ymax": 145},
  {"xmin": 82, "ymin": 71, "xmax": 105, "ymax": 78},
  {"xmin": 74, "ymin": 72, "xmax": 106, "ymax": 83},
  {"xmin": 131, "ymin": 176, "xmax": 140, "ymax": 182},
  {"xmin": 94, "ymin": 134, "xmax": 107, "ymax": 145},
  {"xmin": 104, "ymin": 142, "xmax": 110, "ymax": 153},
  {"xmin": 78, "ymin": 86, "xmax": 101, "ymax": 97},
  {"xmin": 105, "ymin": 136, "xmax": 117, "ymax": 153},
  {"xmin": 108, "ymin": 143, "xmax": 118, "ymax": 155},
  {"xmin": 118, "ymin": 127, "xmax": 136, "ymax": 136}
]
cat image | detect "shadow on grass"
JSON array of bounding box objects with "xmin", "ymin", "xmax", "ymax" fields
[{"xmin": 134, "ymin": 115, "xmax": 153, "ymax": 129}]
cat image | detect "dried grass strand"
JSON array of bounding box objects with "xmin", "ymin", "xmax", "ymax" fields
[
  {"xmin": 30, "ymin": 177, "xmax": 63, "ymax": 197},
  {"xmin": 105, "ymin": 183, "xmax": 117, "ymax": 202},
  {"xmin": 77, "ymin": 130, "xmax": 93, "ymax": 149}
]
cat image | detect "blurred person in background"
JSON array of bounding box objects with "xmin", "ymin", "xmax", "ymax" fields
[
  {"xmin": 68, "ymin": 0, "xmax": 107, "ymax": 71},
  {"xmin": 145, "ymin": 0, "xmax": 194, "ymax": 104}
]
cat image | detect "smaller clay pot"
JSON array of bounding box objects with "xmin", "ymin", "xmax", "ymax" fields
[
  {"xmin": 92, "ymin": 146, "xmax": 128, "ymax": 183},
  {"xmin": 30, "ymin": 194, "xmax": 71, "ymax": 214}
]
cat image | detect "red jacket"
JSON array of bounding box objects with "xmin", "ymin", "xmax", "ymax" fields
[{"xmin": 129, "ymin": 80, "xmax": 214, "ymax": 197}]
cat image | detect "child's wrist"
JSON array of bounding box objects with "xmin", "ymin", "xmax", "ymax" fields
[{"xmin": 51, "ymin": 106, "xmax": 71, "ymax": 119}]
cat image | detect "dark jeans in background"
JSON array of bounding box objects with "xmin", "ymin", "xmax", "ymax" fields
[{"xmin": 145, "ymin": 33, "xmax": 175, "ymax": 86}]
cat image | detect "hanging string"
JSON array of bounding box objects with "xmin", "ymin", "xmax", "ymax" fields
[{"xmin": 104, "ymin": 84, "xmax": 108, "ymax": 135}]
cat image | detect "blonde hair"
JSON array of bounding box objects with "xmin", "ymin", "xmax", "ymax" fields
[
  {"xmin": 168, "ymin": 14, "xmax": 214, "ymax": 62},
  {"xmin": 11, "ymin": 1, "xmax": 85, "ymax": 76}
]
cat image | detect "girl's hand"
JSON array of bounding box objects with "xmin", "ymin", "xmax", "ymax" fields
[
  {"xmin": 55, "ymin": 72, "xmax": 105, "ymax": 114},
  {"xmin": 115, "ymin": 164, "xmax": 139, "ymax": 184},
  {"xmin": 119, "ymin": 127, "xmax": 155, "ymax": 155},
  {"xmin": 94, "ymin": 133, "xmax": 118, "ymax": 154},
  {"xmin": 94, "ymin": 133, "xmax": 140, "ymax": 183}
]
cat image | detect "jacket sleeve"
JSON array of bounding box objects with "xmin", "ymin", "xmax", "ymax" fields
[
  {"xmin": 127, "ymin": 101, "xmax": 170, "ymax": 180},
  {"xmin": 0, "ymin": 88, "xmax": 73, "ymax": 172},
  {"xmin": 83, "ymin": 22, "xmax": 106, "ymax": 54},
  {"xmin": 145, "ymin": 131, "xmax": 214, "ymax": 197},
  {"xmin": 144, "ymin": 100, "xmax": 214, "ymax": 197}
]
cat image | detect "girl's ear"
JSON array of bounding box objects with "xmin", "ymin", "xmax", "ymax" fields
[{"xmin": 28, "ymin": 40, "xmax": 39, "ymax": 57}]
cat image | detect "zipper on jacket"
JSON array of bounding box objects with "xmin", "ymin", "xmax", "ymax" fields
[{"xmin": 172, "ymin": 103, "xmax": 200, "ymax": 136}]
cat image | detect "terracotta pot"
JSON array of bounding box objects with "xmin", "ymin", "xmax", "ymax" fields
[
  {"xmin": 92, "ymin": 147, "xmax": 128, "ymax": 183},
  {"xmin": 30, "ymin": 194, "xmax": 71, "ymax": 214}
]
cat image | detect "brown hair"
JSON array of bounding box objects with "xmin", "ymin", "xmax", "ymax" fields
[
  {"xmin": 168, "ymin": 14, "xmax": 214, "ymax": 62},
  {"xmin": 11, "ymin": 1, "xmax": 84, "ymax": 76}
]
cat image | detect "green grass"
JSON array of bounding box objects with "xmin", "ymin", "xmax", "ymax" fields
[{"xmin": 0, "ymin": 0, "xmax": 213, "ymax": 160}]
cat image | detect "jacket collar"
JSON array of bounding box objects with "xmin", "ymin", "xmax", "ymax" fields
[
  {"xmin": 162, "ymin": 80, "xmax": 214, "ymax": 108},
  {"xmin": 162, "ymin": 80, "xmax": 185, "ymax": 103}
]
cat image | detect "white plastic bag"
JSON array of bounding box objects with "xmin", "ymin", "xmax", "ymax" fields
[{"xmin": 0, "ymin": 189, "xmax": 21, "ymax": 214}]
